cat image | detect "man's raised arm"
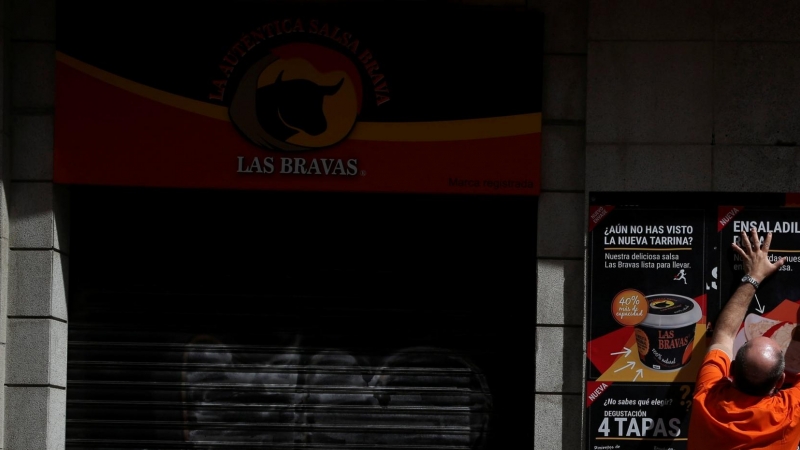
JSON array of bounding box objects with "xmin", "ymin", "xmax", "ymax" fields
[{"xmin": 708, "ymin": 228, "xmax": 785, "ymax": 356}]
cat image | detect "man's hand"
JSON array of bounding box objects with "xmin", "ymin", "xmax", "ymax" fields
[
  {"xmin": 708, "ymin": 229, "xmax": 786, "ymax": 354},
  {"xmin": 732, "ymin": 228, "xmax": 785, "ymax": 283}
]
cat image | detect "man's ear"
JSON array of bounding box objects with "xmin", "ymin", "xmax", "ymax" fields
[{"xmin": 775, "ymin": 372, "xmax": 786, "ymax": 391}]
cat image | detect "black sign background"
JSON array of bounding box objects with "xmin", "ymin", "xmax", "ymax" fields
[{"xmin": 57, "ymin": 1, "xmax": 542, "ymax": 121}]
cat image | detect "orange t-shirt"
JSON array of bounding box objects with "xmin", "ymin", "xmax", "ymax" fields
[{"xmin": 688, "ymin": 349, "xmax": 800, "ymax": 450}]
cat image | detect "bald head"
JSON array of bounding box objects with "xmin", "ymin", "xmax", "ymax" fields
[{"xmin": 733, "ymin": 336, "xmax": 786, "ymax": 396}]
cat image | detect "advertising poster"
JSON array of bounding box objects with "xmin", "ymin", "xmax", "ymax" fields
[
  {"xmin": 55, "ymin": 1, "xmax": 542, "ymax": 195},
  {"xmin": 586, "ymin": 205, "xmax": 707, "ymax": 450},
  {"xmin": 718, "ymin": 205, "xmax": 800, "ymax": 373}
]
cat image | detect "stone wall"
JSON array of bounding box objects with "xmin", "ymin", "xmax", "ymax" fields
[{"xmin": 4, "ymin": 0, "xmax": 68, "ymax": 448}]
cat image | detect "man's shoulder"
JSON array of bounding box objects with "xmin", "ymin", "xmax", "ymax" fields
[
  {"xmin": 705, "ymin": 345, "xmax": 732, "ymax": 361},
  {"xmin": 695, "ymin": 348, "xmax": 731, "ymax": 392},
  {"xmin": 780, "ymin": 383, "xmax": 800, "ymax": 399}
]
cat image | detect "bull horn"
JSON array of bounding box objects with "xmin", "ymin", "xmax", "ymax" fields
[
  {"xmin": 275, "ymin": 71, "xmax": 284, "ymax": 83},
  {"xmin": 323, "ymin": 78, "xmax": 344, "ymax": 95}
]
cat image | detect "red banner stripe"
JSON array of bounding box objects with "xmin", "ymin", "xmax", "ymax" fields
[{"xmin": 55, "ymin": 61, "xmax": 541, "ymax": 195}]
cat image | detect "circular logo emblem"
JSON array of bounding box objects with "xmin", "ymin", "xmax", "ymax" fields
[
  {"xmin": 229, "ymin": 43, "xmax": 363, "ymax": 152},
  {"xmin": 649, "ymin": 299, "xmax": 676, "ymax": 310}
]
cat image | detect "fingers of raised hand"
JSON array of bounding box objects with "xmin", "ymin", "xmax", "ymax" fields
[
  {"xmin": 763, "ymin": 231, "xmax": 773, "ymax": 251},
  {"xmin": 750, "ymin": 228, "xmax": 761, "ymax": 252},
  {"xmin": 740, "ymin": 230, "xmax": 754, "ymax": 255},
  {"xmin": 732, "ymin": 230, "xmax": 749, "ymax": 257}
]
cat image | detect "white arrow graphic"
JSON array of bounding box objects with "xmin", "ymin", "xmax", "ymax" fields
[
  {"xmin": 614, "ymin": 361, "xmax": 636, "ymax": 372},
  {"xmin": 755, "ymin": 294, "xmax": 765, "ymax": 314},
  {"xmin": 633, "ymin": 369, "xmax": 643, "ymax": 381},
  {"xmin": 610, "ymin": 347, "xmax": 631, "ymax": 357}
]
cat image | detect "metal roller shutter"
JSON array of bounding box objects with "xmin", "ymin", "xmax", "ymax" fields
[{"xmin": 66, "ymin": 187, "xmax": 536, "ymax": 449}]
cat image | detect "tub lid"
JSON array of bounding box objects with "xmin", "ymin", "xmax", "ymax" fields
[{"xmin": 640, "ymin": 294, "xmax": 702, "ymax": 328}]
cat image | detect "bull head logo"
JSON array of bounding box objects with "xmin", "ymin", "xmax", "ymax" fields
[
  {"xmin": 229, "ymin": 53, "xmax": 357, "ymax": 152},
  {"xmin": 256, "ymin": 71, "xmax": 344, "ymax": 141}
]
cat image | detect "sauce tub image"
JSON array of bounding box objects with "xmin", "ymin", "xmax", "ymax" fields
[{"xmin": 634, "ymin": 294, "xmax": 702, "ymax": 371}]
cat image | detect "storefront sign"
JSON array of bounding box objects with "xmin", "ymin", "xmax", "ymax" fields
[{"xmin": 54, "ymin": 2, "xmax": 542, "ymax": 195}]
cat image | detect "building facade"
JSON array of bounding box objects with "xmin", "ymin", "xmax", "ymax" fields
[{"xmin": 2, "ymin": 0, "xmax": 799, "ymax": 448}]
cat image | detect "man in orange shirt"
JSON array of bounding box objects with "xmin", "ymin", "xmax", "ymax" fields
[{"xmin": 688, "ymin": 228, "xmax": 800, "ymax": 449}]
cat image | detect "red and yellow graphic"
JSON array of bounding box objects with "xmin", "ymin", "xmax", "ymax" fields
[{"xmin": 55, "ymin": 47, "xmax": 541, "ymax": 194}]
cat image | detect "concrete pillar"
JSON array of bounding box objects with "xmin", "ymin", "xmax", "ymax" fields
[
  {"xmin": 4, "ymin": 0, "xmax": 66, "ymax": 448},
  {"xmin": 528, "ymin": 0, "xmax": 588, "ymax": 447},
  {"xmin": 0, "ymin": 0, "xmax": 10, "ymax": 447}
]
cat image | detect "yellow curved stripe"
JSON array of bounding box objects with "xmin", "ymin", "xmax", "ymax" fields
[
  {"xmin": 349, "ymin": 114, "xmax": 540, "ymax": 141},
  {"xmin": 57, "ymin": 52, "xmax": 230, "ymax": 122},
  {"xmin": 57, "ymin": 52, "xmax": 541, "ymax": 141}
]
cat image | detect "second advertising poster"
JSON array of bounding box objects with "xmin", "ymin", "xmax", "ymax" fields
[
  {"xmin": 584, "ymin": 193, "xmax": 800, "ymax": 449},
  {"xmin": 717, "ymin": 204, "xmax": 800, "ymax": 374}
]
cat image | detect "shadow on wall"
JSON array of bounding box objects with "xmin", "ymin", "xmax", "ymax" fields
[{"xmin": 182, "ymin": 336, "xmax": 493, "ymax": 447}]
